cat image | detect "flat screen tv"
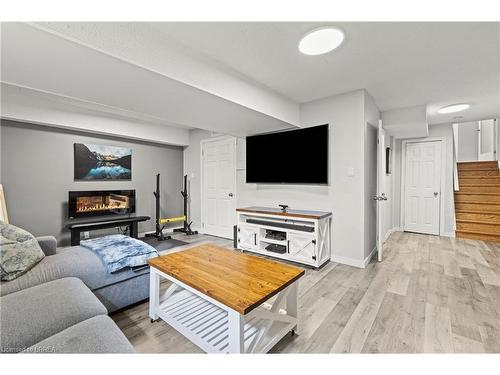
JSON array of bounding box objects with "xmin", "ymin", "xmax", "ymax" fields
[{"xmin": 246, "ymin": 124, "xmax": 328, "ymax": 184}]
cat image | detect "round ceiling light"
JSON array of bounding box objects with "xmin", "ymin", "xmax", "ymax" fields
[
  {"xmin": 438, "ymin": 103, "xmax": 470, "ymax": 114},
  {"xmin": 298, "ymin": 27, "xmax": 345, "ymax": 55}
]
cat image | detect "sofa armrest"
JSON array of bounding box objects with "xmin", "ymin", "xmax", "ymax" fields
[{"xmin": 36, "ymin": 236, "xmax": 57, "ymax": 256}]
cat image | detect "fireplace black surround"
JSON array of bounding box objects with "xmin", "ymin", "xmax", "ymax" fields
[{"xmin": 68, "ymin": 190, "xmax": 136, "ymax": 219}]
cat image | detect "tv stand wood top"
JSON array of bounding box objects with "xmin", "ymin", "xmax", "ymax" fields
[{"xmin": 236, "ymin": 206, "xmax": 332, "ymax": 220}]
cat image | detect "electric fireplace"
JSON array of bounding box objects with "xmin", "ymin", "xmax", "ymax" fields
[{"xmin": 68, "ymin": 190, "xmax": 136, "ymax": 219}]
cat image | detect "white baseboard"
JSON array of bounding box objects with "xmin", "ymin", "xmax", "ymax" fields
[
  {"xmin": 364, "ymin": 246, "xmax": 378, "ymax": 267},
  {"xmin": 441, "ymin": 231, "xmax": 456, "ymax": 238},
  {"xmin": 331, "ymin": 254, "xmax": 365, "ymax": 268},
  {"xmin": 383, "ymin": 227, "xmax": 400, "ymax": 242},
  {"xmin": 332, "ymin": 244, "xmax": 379, "ymax": 269}
]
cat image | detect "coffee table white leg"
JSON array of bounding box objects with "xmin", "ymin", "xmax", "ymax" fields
[
  {"xmin": 227, "ymin": 309, "xmax": 244, "ymax": 353},
  {"xmin": 149, "ymin": 268, "xmax": 160, "ymax": 321},
  {"xmin": 286, "ymin": 281, "xmax": 298, "ymax": 334}
]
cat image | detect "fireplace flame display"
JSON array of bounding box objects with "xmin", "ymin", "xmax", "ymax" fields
[
  {"xmin": 76, "ymin": 194, "xmax": 129, "ymax": 213},
  {"xmin": 68, "ymin": 190, "xmax": 136, "ymax": 219}
]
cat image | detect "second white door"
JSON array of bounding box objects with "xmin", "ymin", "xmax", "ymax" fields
[
  {"xmin": 404, "ymin": 140, "xmax": 442, "ymax": 235},
  {"xmin": 478, "ymin": 119, "xmax": 497, "ymax": 161},
  {"xmin": 201, "ymin": 137, "xmax": 237, "ymax": 239}
]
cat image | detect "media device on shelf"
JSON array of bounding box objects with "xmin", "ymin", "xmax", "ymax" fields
[
  {"xmin": 265, "ymin": 243, "xmax": 287, "ymax": 254},
  {"xmin": 245, "ymin": 124, "xmax": 328, "ymax": 184}
]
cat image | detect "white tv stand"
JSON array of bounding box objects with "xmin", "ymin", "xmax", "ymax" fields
[{"xmin": 236, "ymin": 206, "xmax": 332, "ymax": 268}]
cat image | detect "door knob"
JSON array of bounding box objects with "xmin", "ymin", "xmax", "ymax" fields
[
  {"xmin": 373, "ymin": 195, "xmax": 380, "ymax": 201},
  {"xmin": 434, "ymin": 192, "xmax": 439, "ymax": 197},
  {"xmin": 381, "ymin": 193, "xmax": 388, "ymax": 201},
  {"xmin": 229, "ymin": 193, "xmax": 234, "ymax": 197}
]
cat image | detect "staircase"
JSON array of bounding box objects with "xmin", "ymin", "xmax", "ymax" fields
[{"xmin": 455, "ymin": 161, "xmax": 500, "ymax": 242}]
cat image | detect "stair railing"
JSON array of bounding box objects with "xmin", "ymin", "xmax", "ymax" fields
[
  {"xmin": 452, "ymin": 123, "xmax": 459, "ymax": 191},
  {"xmin": 452, "ymin": 123, "xmax": 459, "ymax": 233}
]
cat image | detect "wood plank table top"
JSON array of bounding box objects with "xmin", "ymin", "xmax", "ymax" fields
[
  {"xmin": 236, "ymin": 206, "xmax": 332, "ymax": 220},
  {"xmin": 148, "ymin": 244, "xmax": 304, "ymax": 314}
]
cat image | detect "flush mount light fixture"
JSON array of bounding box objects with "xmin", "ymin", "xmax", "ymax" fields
[
  {"xmin": 298, "ymin": 27, "xmax": 345, "ymax": 55},
  {"xmin": 438, "ymin": 103, "xmax": 470, "ymax": 114}
]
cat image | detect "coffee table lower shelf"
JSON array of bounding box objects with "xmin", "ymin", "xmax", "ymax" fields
[{"xmin": 149, "ymin": 268, "xmax": 298, "ymax": 354}]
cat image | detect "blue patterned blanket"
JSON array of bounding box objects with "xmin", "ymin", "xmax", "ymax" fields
[{"xmin": 80, "ymin": 235, "xmax": 158, "ymax": 273}]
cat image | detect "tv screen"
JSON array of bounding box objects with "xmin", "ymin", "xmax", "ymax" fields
[{"xmin": 246, "ymin": 124, "xmax": 328, "ymax": 184}]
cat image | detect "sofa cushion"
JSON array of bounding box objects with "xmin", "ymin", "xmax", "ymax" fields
[
  {"xmin": 22, "ymin": 315, "xmax": 135, "ymax": 353},
  {"xmin": 0, "ymin": 277, "xmax": 107, "ymax": 353},
  {"xmin": 0, "ymin": 221, "xmax": 45, "ymax": 281},
  {"xmin": 0, "ymin": 245, "xmax": 149, "ymax": 297},
  {"xmin": 35, "ymin": 236, "xmax": 57, "ymax": 256}
]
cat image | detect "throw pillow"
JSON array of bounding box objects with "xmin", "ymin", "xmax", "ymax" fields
[{"xmin": 0, "ymin": 221, "xmax": 45, "ymax": 281}]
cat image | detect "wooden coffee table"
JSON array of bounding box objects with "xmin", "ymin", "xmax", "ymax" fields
[{"xmin": 148, "ymin": 244, "xmax": 304, "ymax": 353}]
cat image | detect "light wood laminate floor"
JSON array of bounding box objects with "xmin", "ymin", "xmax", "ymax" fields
[{"xmin": 111, "ymin": 231, "xmax": 500, "ymax": 353}]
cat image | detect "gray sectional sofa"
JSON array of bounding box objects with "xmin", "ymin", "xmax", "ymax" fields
[
  {"xmin": 1, "ymin": 277, "xmax": 134, "ymax": 353},
  {"xmin": 0, "ymin": 235, "xmax": 146, "ymax": 353},
  {"xmin": 0, "ymin": 236, "xmax": 150, "ymax": 313}
]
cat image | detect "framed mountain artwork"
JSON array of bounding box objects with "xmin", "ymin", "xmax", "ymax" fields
[{"xmin": 74, "ymin": 143, "xmax": 132, "ymax": 180}]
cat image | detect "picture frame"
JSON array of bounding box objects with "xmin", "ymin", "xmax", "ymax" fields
[
  {"xmin": 385, "ymin": 147, "xmax": 392, "ymax": 175},
  {"xmin": 74, "ymin": 143, "xmax": 132, "ymax": 181}
]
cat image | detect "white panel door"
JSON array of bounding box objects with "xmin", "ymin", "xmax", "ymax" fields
[
  {"xmin": 202, "ymin": 137, "xmax": 236, "ymax": 238},
  {"xmin": 404, "ymin": 141, "xmax": 442, "ymax": 235},
  {"xmin": 478, "ymin": 119, "xmax": 497, "ymax": 161},
  {"xmin": 376, "ymin": 122, "xmax": 388, "ymax": 261}
]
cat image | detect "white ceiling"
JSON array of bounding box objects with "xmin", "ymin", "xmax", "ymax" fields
[
  {"xmin": 152, "ymin": 22, "xmax": 500, "ymax": 123},
  {"xmin": 1, "ymin": 22, "xmax": 499, "ymax": 137},
  {"xmin": 1, "ymin": 23, "xmax": 295, "ymax": 138}
]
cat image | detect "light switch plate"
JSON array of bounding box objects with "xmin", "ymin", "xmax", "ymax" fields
[
  {"xmin": 83, "ymin": 231, "xmax": 90, "ymax": 239},
  {"xmin": 347, "ymin": 167, "xmax": 355, "ymax": 177}
]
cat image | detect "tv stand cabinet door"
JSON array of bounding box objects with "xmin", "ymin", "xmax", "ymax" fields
[
  {"xmin": 288, "ymin": 232, "xmax": 316, "ymax": 265},
  {"xmin": 238, "ymin": 225, "xmax": 259, "ymax": 250}
]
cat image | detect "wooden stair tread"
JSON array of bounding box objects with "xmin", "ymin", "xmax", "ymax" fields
[
  {"xmin": 458, "ymin": 162, "xmax": 498, "ymax": 169},
  {"xmin": 455, "ymin": 192, "xmax": 500, "ymax": 196},
  {"xmin": 456, "ymin": 219, "xmax": 500, "ymax": 226},
  {"xmin": 460, "ymin": 176, "xmax": 500, "ymax": 179},
  {"xmin": 460, "ymin": 184, "xmax": 500, "ymax": 187},
  {"xmin": 457, "ymin": 161, "xmax": 498, "ymax": 164},
  {"xmin": 459, "ymin": 171, "xmax": 499, "ymax": 175},
  {"xmin": 456, "ymin": 209, "xmax": 500, "ymax": 215},
  {"xmin": 455, "ymin": 162, "xmax": 500, "ymax": 243},
  {"xmin": 456, "ymin": 230, "xmax": 500, "ymax": 242},
  {"xmin": 454, "ymin": 200, "xmax": 500, "ymax": 204},
  {"xmin": 458, "ymin": 168, "xmax": 498, "ymax": 173},
  {"xmin": 456, "ymin": 229, "xmax": 500, "ymax": 236},
  {"xmin": 458, "ymin": 164, "xmax": 498, "ymax": 171}
]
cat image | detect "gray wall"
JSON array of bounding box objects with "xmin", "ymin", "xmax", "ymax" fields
[
  {"xmin": 1, "ymin": 120, "xmax": 184, "ymax": 245},
  {"xmin": 457, "ymin": 121, "xmax": 478, "ymax": 161}
]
